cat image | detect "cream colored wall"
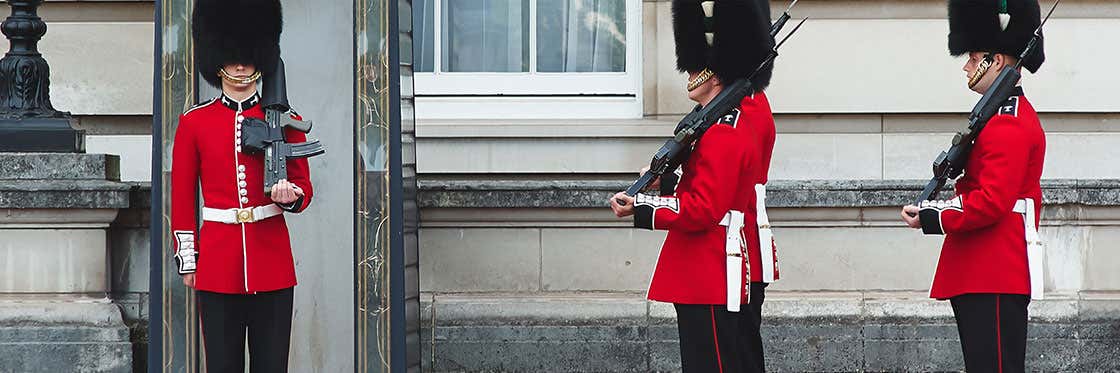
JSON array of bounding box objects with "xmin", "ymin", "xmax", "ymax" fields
[{"xmin": 647, "ymin": 0, "xmax": 1120, "ymax": 115}]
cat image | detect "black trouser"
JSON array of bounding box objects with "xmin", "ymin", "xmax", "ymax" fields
[
  {"xmin": 198, "ymin": 287, "xmax": 294, "ymax": 373},
  {"xmin": 675, "ymin": 282, "xmax": 767, "ymax": 373},
  {"xmin": 950, "ymin": 293, "xmax": 1030, "ymax": 373}
]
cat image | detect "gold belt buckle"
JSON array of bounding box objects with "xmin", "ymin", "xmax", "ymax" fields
[{"xmin": 235, "ymin": 208, "xmax": 255, "ymax": 223}]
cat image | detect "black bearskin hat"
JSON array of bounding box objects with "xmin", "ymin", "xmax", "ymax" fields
[
  {"xmin": 192, "ymin": 0, "xmax": 283, "ymax": 88},
  {"xmin": 948, "ymin": 0, "xmax": 1045, "ymax": 73},
  {"xmin": 672, "ymin": 0, "xmax": 774, "ymax": 91}
]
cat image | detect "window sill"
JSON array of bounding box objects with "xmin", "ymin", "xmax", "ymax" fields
[
  {"xmin": 415, "ymin": 96, "xmax": 643, "ymax": 121},
  {"xmin": 416, "ymin": 116, "xmax": 677, "ymax": 138}
]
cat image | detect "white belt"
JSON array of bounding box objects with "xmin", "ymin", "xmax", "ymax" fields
[
  {"xmin": 1011, "ymin": 198, "xmax": 1044, "ymax": 300},
  {"xmin": 755, "ymin": 184, "xmax": 778, "ymax": 283},
  {"xmin": 202, "ymin": 204, "xmax": 284, "ymax": 224},
  {"xmin": 719, "ymin": 210, "xmax": 746, "ymax": 312}
]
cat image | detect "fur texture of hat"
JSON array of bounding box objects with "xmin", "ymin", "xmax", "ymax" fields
[
  {"xmin": 192, "ymin": 0, "xmax": 283, "ymax": 88},
  {"xmin": 948, "ymin": 0, "xmax": 1045, "ymax": 73},
  {"xmin": 672, "ymin": 0, "xmax": 774, "ymax": 91}
]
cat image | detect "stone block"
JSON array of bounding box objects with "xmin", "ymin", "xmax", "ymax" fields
[
  {"xmin": 1043, "ymin": 133, "xmax": 1120, "ymax": 179},
  {"xmin": 1038, "ymin": 226, "xmax": 1088, "ymax": 294},
  {"xmin": 863, "ymin": 295, "xmax": 955, "ymax": 320},
  {"xmin": 765, "ymin": 227, "xmax": 942, "ymax": 292},
  {"xmin": 429, "ymin": 336, "xmax": 649, "ymax": 372},
  {"xmin": 1026, "ymin": 337, "xmax": 1081, "ymax": 371},
  {"xmin": 766, "ymin": 19, "xmax": 1117, "ymax": 114},
  {"xmin": 775, "ymin": 114, "xmax": 882, "ymax": 134},
  {"xmin": 0, "ymin": 229, "xmax": 109, "ymax": 293},
  {"xmin": 0, "ymin": 153, "xmax": 119, "ymax": 180},
  {"xmin": 764, "ymin": 293, "xmax": 862, "ymax": 320},
  {"xmin": 419, "ymin": 228, "xmax": 541, "ymax": 292},
  {"xmin": 432, "ymin": 295, "xmax": 647, "ymax": 326},
  {"xmin": 0, "ymin": 301, "xmax": 131, "ymax": 373},
  {"xmin": 0, "ymin": 180, "xmax": 130, "ymax": 209},
  {"xmin": 417, "ymin": 137, "xmax": 666, "ymax": 174},
  {"xmin": 432, "ymin": 325, "xmax": 645, "ymax": 343},
  {"xmin": 882, "ymin": 133, "xmax": 957, "ymax": 180},
  {"xmin": 864, "ymin": 339, "xmax": 964, "ymax": 371},
  {"xmin": 1078, "ymin": 338, "xmax": 1120, "ymax": 370},
  {"xmin": 765, "ymin": 335, "xmax": 864, "ymax": 372},
  {"xmin": 541, "ymin": 228, "xmax": 665, "ymax": 292},
  {"xmin": 1085, "ymin": 226, "xmax": 1120, "ymax": 290},
  {"xmin": 648, "ymin": 340, "xmax": 681, "ymax": 372},
  {"xmin": 769, "ymin": 134, "xmax": 882, "ymax": 180},
  {"xmin": 86, "ymin": 135, "xmax": 152, "ymax": 182},
  {"xmin": 109, "ymin": 226, "xmax": 149, "ymax": 294},
  {"xmin": 0, "ymin": 340, "xmax": 131, "ymax": 373}
]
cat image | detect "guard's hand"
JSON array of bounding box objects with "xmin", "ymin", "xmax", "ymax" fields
[
  {"xmin": 182, "ymin": 273, "xmax": 196, "ymax": 289},
  {"xmin": 640, "ymin": 166, "xmax": 661, "ymax": 192},
  {"xmin": 901, "ymin": 205, "xmax": 921, "ymax": 229},
  {"xmin": 270, "ymin": 179, "xmax": 304, "ymax": 204},
  {"xmin": 610, "ymin": 192, "xmax": 635, "ymax": 218}
]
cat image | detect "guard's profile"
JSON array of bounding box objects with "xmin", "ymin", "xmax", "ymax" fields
[
  {"xmin": 609, "ymin": 0, "xmax": 796, "ymax": 371},
  {"xmin": 901, "ymin": 0, "xmax": 1053, "ymax": 371}
]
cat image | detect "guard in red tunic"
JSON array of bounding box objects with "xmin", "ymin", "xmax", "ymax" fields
[
  {"xmin": 901, "ymin": 1, "xmax": 1047, "ymax": 371},
  {"xmin": 610, "ymin": 1, "xmax": 776, "ymax": 371},
  {"xmin": 172, "ymin": 1, "xmax": 313, "ymax": 371}
]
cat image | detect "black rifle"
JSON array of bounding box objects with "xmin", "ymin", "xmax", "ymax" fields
[
  {"xmin": 913, "ymin": 0, "xmax": 1058, "ymax": 206},
  {"xmin": 618, "ymin": 3, "xmax": 805, "ymax": 203},
  {"xmin": 241, "ymin": 58, "xmax": 326, "ymax": 194}
]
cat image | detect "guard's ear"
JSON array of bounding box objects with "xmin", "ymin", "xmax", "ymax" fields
[{"xmin": 993, "ymin": 53, "xmax": 1015, "ymax": 72}]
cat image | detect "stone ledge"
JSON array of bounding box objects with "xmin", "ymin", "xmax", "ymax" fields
[
  {"xmin": 0, "ymin": 299, "xmax": 126, "ymax": 327},
  {"xmin": 419, "ymin": 179, "xmax": 1120, "ymax": 208},
  {"xmin": 422, "ymin": 292, "xmax": 1120, "ymax": 326},
  {"xmin": 421, "ymin": 292, "xmax": 1120, "ymax": 372},
  {"xmin": 0, "ymin": 153, "xmax": 120, "ymax": 180},
  {"xmin": 0, "ymin": 179, "xmax": 130, "ymax": 209}
]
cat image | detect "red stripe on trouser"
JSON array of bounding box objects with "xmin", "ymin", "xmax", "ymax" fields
[
  {"xmin": 996, "ymin": 294, "xmax": 1003, "ymax": 373},
  {"xmin": 710, "ymin": 306, "xmax": 724, "ymax": 373}
]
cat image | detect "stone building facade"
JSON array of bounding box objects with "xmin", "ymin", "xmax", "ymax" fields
[{"xmin": 0, "ymin": 0, "xmax": 1117, "ymax": 371}]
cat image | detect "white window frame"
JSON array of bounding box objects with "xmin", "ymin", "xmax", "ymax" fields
[{"xmin": 415, "ymin": 0, "xmax": 642, "ymax": 119}]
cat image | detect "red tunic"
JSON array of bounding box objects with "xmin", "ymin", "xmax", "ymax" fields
[
  {"xmin": 745, "ymin": 92, "xmax": 779, "ymax": 283},
  {"xmin": 634, "ymin": 93, "xmax": 774, "ymax": 305},
  {"xmin": 918, "ymin": 88, "xmax": 1045, "ymax": 299},
  {"xmin": 171, "ymin": 92, "xmax": 314, "ymax": 294}
]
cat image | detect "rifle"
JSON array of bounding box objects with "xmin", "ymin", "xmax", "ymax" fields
[
  {"xmin": 913, "ymin": 0, "xmax": 1058, "ymax": 206},
  {"xmin": 241, "ymin": 57, "xmax": 327, "ymax": 194},
  {"xmin": 618, "ymin": 2, "xmax": 805, "ymax": 203}
]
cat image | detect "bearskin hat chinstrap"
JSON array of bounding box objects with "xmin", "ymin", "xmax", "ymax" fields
[
  {"xmin": 948, "ymin": 0, "xmax": 1045, "ymax": 73},
  {"xmin": 672, "ymin": 0, "xmax": 774, "ymax": 91},
  {"xmin": 192, "ymin": 0, "xmax": 283, "ymax": 88}
]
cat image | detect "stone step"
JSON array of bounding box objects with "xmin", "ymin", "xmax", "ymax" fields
[
  {"xmin": 420, "ymin": 292, "xmax": 1120, "ymax": 372},
  {"xmin": 0, "ymin": 152, "xmax": 120, "ymax": 181}
]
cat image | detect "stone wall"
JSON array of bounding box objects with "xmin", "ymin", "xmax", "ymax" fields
[{"xmin": 417, "ymin": 179, "xmax": 1120, "ymax": 371}]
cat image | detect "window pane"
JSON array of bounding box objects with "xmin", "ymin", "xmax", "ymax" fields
[
  {"xmin": 415, "ymin": 0, "xmax": 436, "ymax": 72},
  {"xmin": 536, "ymin": 0, "xmax": 626, "ymax": 73},
  {"xmin": 442, "ymin": 0, "xmax": 530, "ymax": 72}
]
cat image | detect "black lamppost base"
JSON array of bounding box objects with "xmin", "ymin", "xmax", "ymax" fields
[{"xmin": 0, "ymin": 118, "xmax": 84, "ymax": 152}]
